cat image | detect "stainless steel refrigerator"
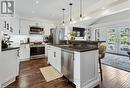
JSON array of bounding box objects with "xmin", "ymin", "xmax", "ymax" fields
[{"xmin": 50, "ymin": 27, "xmax": 65, "ymax": 44}]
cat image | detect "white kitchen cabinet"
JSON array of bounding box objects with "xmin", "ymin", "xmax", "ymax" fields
[
  {"xmin": 0, "ymin": 53, "xmax": 2, "ymax": 88},
  {"xmin": 0, "ymin": 18, "xmax": 4, "ymax": 88},
  {"xmin": 54, "ymin": 47, "xmax": 61, "ymax": 72},
  {"xmin": 45, "ymin": 44, "xmax": 49, "ymax": 57},
  {"xmin": 47, "ymin": 45, "xmax": 61, "ymax": 73},
  {"xmin": 47, "ymin": 45, "xmax": 55, "ymax": 65},
  {"xmin": 1, "ymin": 49, "xmax": 19, "ymax": 88},
  {"xmin": 49, "ymin": 46, "xmax": 57, "ymax": 69},
  {"xmin": 19, "ymin": 44, "xmax": 30, "ymax": 61}
]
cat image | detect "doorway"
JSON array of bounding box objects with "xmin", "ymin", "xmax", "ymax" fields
[{"xmin": 95, "ymin": 26, "xmax": 130, "ymax": 55}]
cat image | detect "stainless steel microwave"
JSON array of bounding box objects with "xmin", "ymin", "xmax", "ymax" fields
[{"xmin": 30, "ymin": 26, "xmax": 44, "ymax": 34}]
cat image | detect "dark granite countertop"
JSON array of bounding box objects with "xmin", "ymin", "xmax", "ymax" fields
[
  {"xmin": 60, "ymin": 40, "xmax": 106, "ymax": 43},
  {"xmin": 2, "ymin": 47, "xmax": 20, "ymax": 51},
  {"xmin": 50, "ymin": 44, "xmax": 98, "ymax": 52}
]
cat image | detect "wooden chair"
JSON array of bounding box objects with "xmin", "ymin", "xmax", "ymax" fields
[{"xmin": 99, "ymin": 43, "xmax": 106, "ymax": 81}]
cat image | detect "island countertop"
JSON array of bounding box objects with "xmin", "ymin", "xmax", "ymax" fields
[{"xmin": 49, "ymin": 44, "xmax": 98, "ymax": 52}]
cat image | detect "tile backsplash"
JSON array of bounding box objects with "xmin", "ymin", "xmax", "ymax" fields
[{"xmin": 30, "ymin": 35, "xmax": 44, "ymax": 42}]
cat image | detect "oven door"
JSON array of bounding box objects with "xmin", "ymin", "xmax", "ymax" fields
[{"xmin": 30, "ymin": 46, "xmax": 45, "ymax": 56}]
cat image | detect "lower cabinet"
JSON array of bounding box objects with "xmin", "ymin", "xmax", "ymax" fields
[
  {"xmin": 0, "ymin": 53, "xmax": 2, "ymax": 88},
  {"xmin": 47, "ymin": 45, "xmax": 61, "ymax": 73},
  {"xmin": 1, "ymin": 49, "xmax": 19, "ymax": 88},
  {"xmin": 19, "ymin": 44, "xmax": 30, "ymax": 61},
  {"xmin": 54, "ymin": 47, "xmax": 61, "ymax": 73}
]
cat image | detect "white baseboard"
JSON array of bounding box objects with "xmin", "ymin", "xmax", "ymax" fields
[
  {"xmin": 19, "ymin": 58, "xmax": 30, "ymax": 62},
  {"xmin": 82, "ymin": 76, "xmax": 101, "ymax": 88},
  {"xmin": 30, "ymin": 54, "xmax": 45, "ymax": 59},
  {"xmin": 1, "ymin": 77, "xmax": 16, "ymax": 88}
]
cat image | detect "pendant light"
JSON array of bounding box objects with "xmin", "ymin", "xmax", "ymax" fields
[
  {"xmin": 69, "ymin": 3, "xmax": 73, "ymax": 22},
  {"xmin": 62, "ymin": 8, "xmax": 65, "ymax": 26},
  {"xmin": 80, "ymin": 0, "xmax": 83, "ymax": 20}
]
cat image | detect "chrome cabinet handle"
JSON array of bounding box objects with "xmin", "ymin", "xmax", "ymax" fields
[
  {"xmin": 54, "ymin": 52, "xmax": 56, "ymax": 58},
  {"xmin": 17, "ymin": 49, "xmax": 20, "ymax": 57}
]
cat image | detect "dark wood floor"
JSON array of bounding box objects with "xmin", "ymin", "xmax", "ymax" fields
[{"xmin": 7, "ymin": 58, "xmax": 130, "ymax": 88}]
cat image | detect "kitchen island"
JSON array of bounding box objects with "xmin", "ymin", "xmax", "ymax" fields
[{"xmin": 46, "ymin": 43, "xmax": 100, "ymax": 88}]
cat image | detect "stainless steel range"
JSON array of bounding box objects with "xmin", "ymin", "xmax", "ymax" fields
[{"xmin": 30, "ymin": 43, "xmax": 45, "ymax": 59}]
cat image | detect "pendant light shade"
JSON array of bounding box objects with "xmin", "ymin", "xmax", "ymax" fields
[
  {"xmin": 62, "ymin": 8, "xmax": 65, "ymax": 26},
  {"xmin": 69, "ymin": 3, "xmax": 73, "ymax": 22},
  {"xmin": 80, "ymin": 0, "xmax": 83, "ymax": 20}
]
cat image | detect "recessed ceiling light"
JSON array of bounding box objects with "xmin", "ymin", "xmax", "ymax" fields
[
  {"xmin": 102, "ymin": 9, "xmax": 111, "ymax": 15},
  {"xmin": 101, "ymin": 7, "xmax": 105, "ymax": 10},
  {"xmin": 36, "ymin": 0, "xmax": 39, "ymax": 4},
  {"xmin": 70, "ymin": 20, "xmax": 76, "ymax": 24},
  {"xmin": 80, "ymin": 17, "xmax": 83, "ymax": 21},
  {"xmin": 83, "ymin": 16, "xmax": 91, "ymax": 20},
  {"xmin": 32, "ymin": 11, "xmax": 35, "ymax": 14},
  {"xmin": 114, "ymin": 0, "xmax": 119, "ymax": 2}
]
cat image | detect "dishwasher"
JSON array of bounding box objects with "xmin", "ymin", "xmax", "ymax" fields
[{"xmin": 61, "ymin": 49, "xmax": 74, "ymax": 82}]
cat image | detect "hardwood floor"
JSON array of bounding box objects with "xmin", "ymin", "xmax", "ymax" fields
[{"xmin": 7, "ymin": 58, "xmax": 130, "ymax": 88}]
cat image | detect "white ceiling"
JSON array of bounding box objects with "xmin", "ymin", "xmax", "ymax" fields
[{"xmin": 15, "ymin": 0, "xmax": 130, "ymax": 23}]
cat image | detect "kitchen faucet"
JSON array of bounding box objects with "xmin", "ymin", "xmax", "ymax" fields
[{"xmin": 65, "ymin": 35, "xmax": 69, "ymax": 45}]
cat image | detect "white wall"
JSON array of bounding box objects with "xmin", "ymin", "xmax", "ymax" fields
[
  {"xmin": 64, "ymin": 21, "xmax": 88, "ymax": 40},
  {"xmin": 0, "ymin": 17, "xmax": 3, "ymax": 52},
  {"xmin": 10, "ymin": 35, "xmax": 29, "ymax": 47}
]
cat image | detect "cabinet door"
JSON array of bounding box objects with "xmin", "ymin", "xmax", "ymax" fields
[
  {"xmin": 48, "ymin": 46, "xmax": 54, "ymax": 65},
  {"xmin": 45, "ymin": 44, "xmax": 48, "ymax": 56},
  {"xmin": 47, "ymin": 45, "xmax": 61, "ymax": 72},
  {"xmin": 51, "ymin": 47, "xmax": 56, "ymax": 67},
  {"xmin": 19, "ymin": 45, "xmax": 25, "ymax": 60},
  {"xmin": 25, "ymin": 44, "xmax": 30, "ymax": 59},
  {"xmin": 47, "ymin": 45, "xmax": 51, "ymax": 63},
  {"xmin": 54, "ymin": 47, "xmax": 61, "ymax": 72},
  {"xmin": 0, "ymin": 53, "xmax": 2, "ymax": 87},
  {"xmin": 19, "ymin": 44, "xmax": 30, "ymax": 60}
]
